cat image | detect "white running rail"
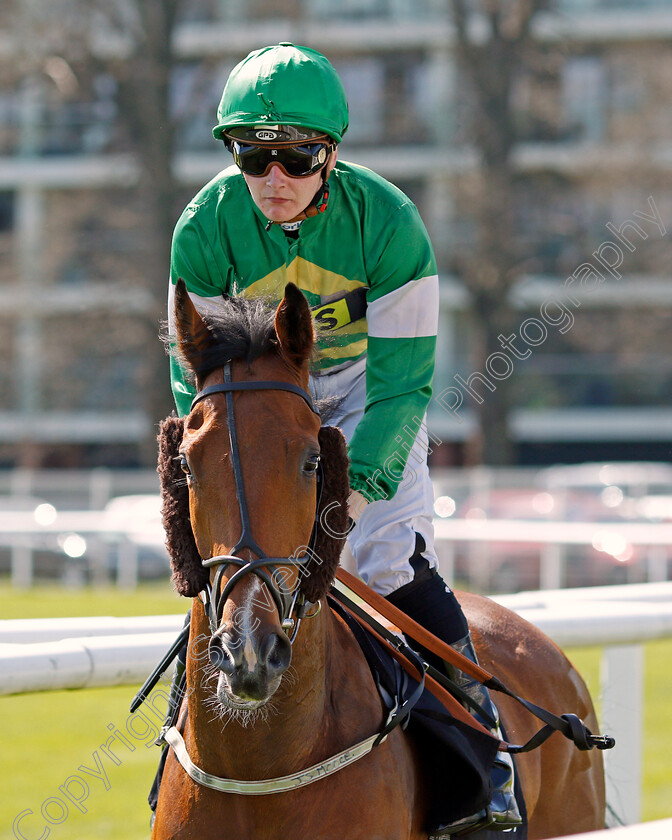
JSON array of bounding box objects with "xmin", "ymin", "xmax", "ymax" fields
[
  {"xmin": 2, "ymin": 582, "xmax": 672, "ymax": 826},
  {"xmin": 556, "ymin": 818, "xmax": 672, "ymax": 839}
]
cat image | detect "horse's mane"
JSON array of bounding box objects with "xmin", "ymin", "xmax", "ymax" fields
[{"xmin": 172, "ymin": 295, "xmax": 278, "ymax": 383}]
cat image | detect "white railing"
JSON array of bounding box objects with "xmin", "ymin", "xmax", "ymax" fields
[
  {"xmin": 3, "ymin": 511, "xmax": 670, "ymax": 590},
  {"xmin": 2, "ymin": 582, "xmax": 672, "ymax": 826},
  {"xmin": 0, "ymin": 506, "xmax": 166, "ymax": 589},
  {"xmin": 433, "ymin": 517, "xmax": 671, "ymax": 590},
  {"xmin": 556, "ymin": 820, "xmax": 672, "ymax": 839},
  {"xmin": 0, "ymin": 630, "xmax": 180, "ymax": 694}
]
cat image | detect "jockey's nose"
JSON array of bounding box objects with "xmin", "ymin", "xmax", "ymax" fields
[{"xmin": 265, "ymin": 162, "xmax": 290, "ymax": 184}]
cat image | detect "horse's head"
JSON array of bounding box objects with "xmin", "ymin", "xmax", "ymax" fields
[{"xmin": 160, "ymin": 280, "xmax": 348, "ymax": 712}]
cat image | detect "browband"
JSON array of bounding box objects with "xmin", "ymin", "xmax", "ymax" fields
[{"xmin": 191, "ymin": 380, "xmax": 319, "ymax": 415}]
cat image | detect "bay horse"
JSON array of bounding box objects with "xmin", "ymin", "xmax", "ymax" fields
[{"xmin": 151, "ymin": 279, "xmax": 607, "ymax": 839}]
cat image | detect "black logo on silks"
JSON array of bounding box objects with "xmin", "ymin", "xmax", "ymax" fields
[{"xmin": 312, "ymin": 287, "xmax": 367, "ymax": 331}]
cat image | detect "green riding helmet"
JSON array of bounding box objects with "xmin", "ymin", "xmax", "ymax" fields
[{"xmin": 213, "ymin": 43, "xmax": 349, "ymax": 145}]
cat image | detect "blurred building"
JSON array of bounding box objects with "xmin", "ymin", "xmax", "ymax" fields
[{"xmin": 1, "ymin": 0, "xmax": 672, "ymax": 468}]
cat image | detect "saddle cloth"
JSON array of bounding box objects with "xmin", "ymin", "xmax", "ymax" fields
[{"xmin": 331, "ymin": 599, "xmax": 528, "ymax": 837}]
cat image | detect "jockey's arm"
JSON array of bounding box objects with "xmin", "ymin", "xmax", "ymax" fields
[{"xmin": 345, "ymin": 200, "xmax": 439, "ymax": 505}]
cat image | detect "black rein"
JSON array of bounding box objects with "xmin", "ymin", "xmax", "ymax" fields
[{"xmin": 190, "ymin": 362, "xmax": 323, "ymax": 640}]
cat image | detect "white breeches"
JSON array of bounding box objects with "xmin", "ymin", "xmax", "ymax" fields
[{"xmin": 310, "ymin": 357, "xmax": 438, "ymax": 597}]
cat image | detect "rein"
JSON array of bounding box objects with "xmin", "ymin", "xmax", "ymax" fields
[
  {"xmin": 191, "ymin": 362, "xmax": 322, "ymax": 641},
  {"xmin": 332, "ymin": 567, "xmax": 616, "ymax": 756}
]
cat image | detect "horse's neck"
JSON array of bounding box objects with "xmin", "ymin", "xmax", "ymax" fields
[{"xmin": 185, "ymin": 599, "xmax": 383, "ymax": 779}]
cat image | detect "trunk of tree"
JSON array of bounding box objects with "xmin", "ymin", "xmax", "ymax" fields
[
  {"xmin": 471, "ymin": 292, "xmax": 518, "ymax": 465},
  {"xmin": 449, "ymin": 0, "xmax": 546, "ymax": 464},
  {"xmin": 115, "ymin": 0, "xmax": 182, "ymax": 462}
]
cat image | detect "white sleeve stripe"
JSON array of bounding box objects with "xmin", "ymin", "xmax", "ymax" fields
[
  {"xmin": 167, "ymin": 284, "xmax": 223, "ymax": 333},
  {"xmin": 167, "ymin": 281, "xmax": 176, "ymax": 333},
  {"xmin": 367, "ymin": 274, "xmax": 439, "ymax": 339}
]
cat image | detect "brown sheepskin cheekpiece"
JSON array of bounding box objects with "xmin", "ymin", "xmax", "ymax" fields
[
  {"xmin": 157, "ymin": 416, "xmax": 350, "ymax": 603},
  {"xmin": 301, "ymin": 425, "xmax": 350, "ymax": 603},
  {"xmin": 157, "ymin": 414, "xmax": 208, "ymax": 597}
]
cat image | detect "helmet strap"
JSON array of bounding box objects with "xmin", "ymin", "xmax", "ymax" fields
[{"xmin": 303, "ymin": 179, "xmax": 330, "ymax": 219}]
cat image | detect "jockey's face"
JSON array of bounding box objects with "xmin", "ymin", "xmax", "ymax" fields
[{"xmin": 243, "ymin": 150, "xmax": 337, "ymax": 224}]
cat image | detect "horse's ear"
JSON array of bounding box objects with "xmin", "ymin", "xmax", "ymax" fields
[
  {"xmin": 275, "ymin": 283, "xmax": 314, "ymax": 367},
  {"xmin": 174, "ymin": 278, "xmax": 213, "ymax": 375}
]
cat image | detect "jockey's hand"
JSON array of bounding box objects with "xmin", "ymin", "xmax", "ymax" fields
[{"xmin": 347, "ymin": 490, "xmax": 368, "ymax": 525}]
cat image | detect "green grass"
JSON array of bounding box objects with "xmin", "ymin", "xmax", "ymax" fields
[
  {"xmin": 1, "ymin": 582, "xmax": 671, "ymax": 838},
  {"xmin": 1, "ymin": 582, "xmax": 185, "ymax": 840},
  {"xmin": 0, "ymin": 581, "xmax": 185, "ymax": 620},
  {"xmin": 3, "ymin": 684, "xmax": 163, "ymax": 840}
]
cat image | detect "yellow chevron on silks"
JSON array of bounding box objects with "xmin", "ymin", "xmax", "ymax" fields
[
  {"xmin": 318, "ymin": 335, "xmax": 368, "ymax": 361},
  {"xmin": 239, "ymin": 257, "xmax": 366, "ymax": 303}
]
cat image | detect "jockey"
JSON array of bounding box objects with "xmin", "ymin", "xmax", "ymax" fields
[{"xmin": 166, "ymin": 43, "xmax": 521, "ymax": 836}]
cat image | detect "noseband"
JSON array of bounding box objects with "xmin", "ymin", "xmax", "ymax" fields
[{"xmin": 190, "ymin": 361, "xmax": 322, "ymax": 643}]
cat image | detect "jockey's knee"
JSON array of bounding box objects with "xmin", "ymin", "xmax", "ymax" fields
[{"xmin": 385, "ymin": 533, "xmax": 468, "ymax": 645}]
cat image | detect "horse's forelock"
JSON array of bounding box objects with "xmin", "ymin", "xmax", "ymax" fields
[{"xmin": 184, "ymin": 296, "xmax": 279, "ymax": 382}]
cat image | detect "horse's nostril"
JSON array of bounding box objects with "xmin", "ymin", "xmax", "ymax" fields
[
  {"xmin": 260, "ymin": 632, "xmax": 292, "ymax": 674},
  {"xmin": 209, "ymin": 636, "xmax": 233, "ymax": 674}
]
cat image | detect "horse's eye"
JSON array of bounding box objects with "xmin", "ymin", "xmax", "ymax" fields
[
  {"xmin": 303, "ymin": 454, "xmax": 320, "ymax": 475},
  {"xmin": 179, "ymin": 455, "xmax": 192, "ymax": 477}
]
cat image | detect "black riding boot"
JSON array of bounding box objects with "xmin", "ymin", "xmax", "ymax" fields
[
  {"xmin": 386, "ymin": 538, "xmax": 522, "ymax": 836},
  {"xmin": 434, "ymin": 633, "xmax": 522, "ymax": 836}
]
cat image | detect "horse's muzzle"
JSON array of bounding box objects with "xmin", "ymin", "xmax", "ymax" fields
[{"xmin": 209, "ymin": 628, "xmax": 292, "ymax": 703}]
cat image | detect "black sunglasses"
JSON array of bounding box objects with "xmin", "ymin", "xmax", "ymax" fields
[{"xmin": 230, "ymin": 140, "xmax": 332, "ymax": 178}]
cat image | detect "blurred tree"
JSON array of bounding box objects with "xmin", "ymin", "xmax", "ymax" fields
[
  {"xmin": 448, "ymin": 0, "xmax": 551, "ymax": 465},
  {"xmin": 94, "ymin": 0, "xmax": 183, "ymax": 453},
  {"xmin": 5, "ymin": 0, "xmax": 184, "ymax": 464}
]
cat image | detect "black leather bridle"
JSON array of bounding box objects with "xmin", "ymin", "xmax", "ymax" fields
[{"xmin": 189, "ymin": 361, "xmax": 323, "ymax": 644}]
